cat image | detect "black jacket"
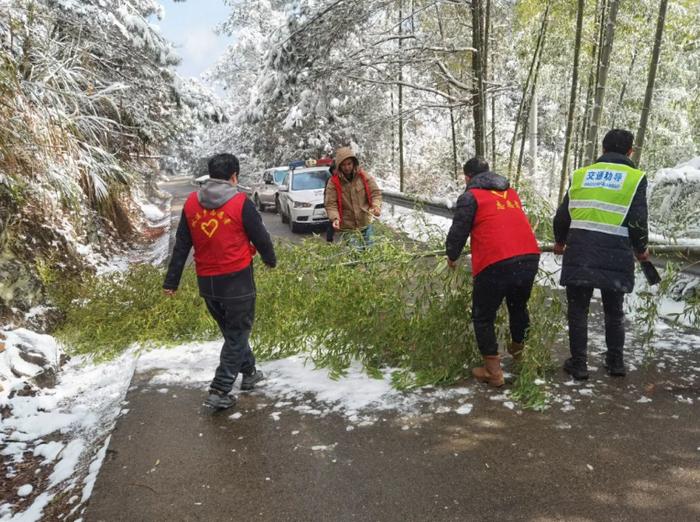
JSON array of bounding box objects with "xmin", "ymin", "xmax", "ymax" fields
[
  {"xmin": 445, "ymin": 171, "xmax": 509, "ymax": 262},
  {"xmin": 163, "ymin": 184, "xmax": 276, "ymax": 300},
  {"xmin": 553, "ymin": 152, "xmax": 648, "ymax": 293}
]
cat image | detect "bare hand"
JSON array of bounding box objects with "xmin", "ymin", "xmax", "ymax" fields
[
  {"xmin": 332, "ymin": 218, "xmax": 341, "ymax": 230},
  {"xmin": 371, "ymin": 207, "xmax": 381, "ymax": 217},
  {"xmin": 163, "ymin": 289, "xmax": 176, "ymax": 297},
  {"xmin": 636, "ymin": 249, "xmax": 650, "ymax": 262},
  {"xmin": 553, "ymin": 243, "xmax": 565, "ymax": 256},
  {"xmin": 447, "ymin": 258, "xmax": 457, "ymax": 269}
]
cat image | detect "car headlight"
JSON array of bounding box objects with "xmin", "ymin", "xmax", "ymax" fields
[{"xmin": 293, "ymin": 201, "xmax": 312, "ymax": 208}]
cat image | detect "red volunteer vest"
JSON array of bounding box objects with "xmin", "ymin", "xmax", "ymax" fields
[
  {"xmin": 469, "ymin": 188, "xmax": 540, "ymax": 277},
  {"xmin": 183, "ymin": 191, "xmax": 255, "ymax": 276},
  {"xmin": 330, "ymin": 170, "xmax": 373, "ymax": 226}
]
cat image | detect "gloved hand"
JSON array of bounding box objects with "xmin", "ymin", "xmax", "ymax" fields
[{"xmin": 553, "ymin": 242, "xmax": 565, "ymax": 256}]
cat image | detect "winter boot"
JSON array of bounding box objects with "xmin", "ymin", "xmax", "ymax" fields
[
  {"xmin": 240, "ymin": 369, "xmax": 265, "ymax": 391},
  {"xmin": 604, "ymin": 351, "xmax": 626, "ymax": 377},
  {"xmin": 205, "ymin": 390, "xmax": 236, "ymax": 410},
  {"xmin": 472, "ymin": 355, "xmax": 505, "ymax": 387},
  {"xmin": 563, "ymin": 357, "xmax": 589, "ymax": 380},
  {"xmin": 507, "ymin": 341, "xmax": 525, "ymax": 364}
]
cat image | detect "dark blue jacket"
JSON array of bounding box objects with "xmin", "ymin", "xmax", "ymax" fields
[{"xmin": 553, "ymin": 152, "xmax": 648, "ymax": 293}]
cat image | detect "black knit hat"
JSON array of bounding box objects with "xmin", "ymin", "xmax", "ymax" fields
[{"xmin": 463, "ymin": 157, "xmax": 490, "ymax": 176}]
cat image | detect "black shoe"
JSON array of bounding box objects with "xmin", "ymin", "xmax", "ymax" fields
[
  {"xmin": 604, "ymin": 356, "xmax": 627, "ymax": 377},
  {"xmin": 205, "ymin": 390, "xmax": 236, "ymax": 410},
  {"xmin": 240, "ymin": 369, "xmax": 264, "ymax": 391},
  {"xmin": 563, "ymin": 358, "xmax": 589, "ymax": 380}
]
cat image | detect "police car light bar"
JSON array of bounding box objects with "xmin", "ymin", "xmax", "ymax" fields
[{"xmin": 289, "ymin": 158, "xmax": 334, "ymax": 169}]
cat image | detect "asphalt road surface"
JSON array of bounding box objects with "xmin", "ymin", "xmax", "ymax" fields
[{"xmin": 86, "ymin": 177, "xmax": 700, "ymax": 522}]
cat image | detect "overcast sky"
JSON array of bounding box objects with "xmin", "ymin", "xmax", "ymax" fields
[{"xmin": 155, "ymin": 0, "xmax": 232, "ymax": 79}]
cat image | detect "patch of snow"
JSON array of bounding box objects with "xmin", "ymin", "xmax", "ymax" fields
[
  {"xmin": 33, "ymin": 441, "xmax": 64, "ymax": 464},
  {"xmin": 311, "ymin": 444, "xmax": 335, "ymax": 451},
  {"xmin": 0, "ymin": 329, "xmax": 60, "ymax": 392},
  {"xmin": 80, "ymin": 437, "xmax": 110, "ymax": 503},
  {"xmin": 49, "ymin": 439, "xmax": 85, "ymax": 486},
  {"xmin": 17, "ymin": 484, "xmax": 33, "ymax": 497},
  {"xmin": 138, "ymin": 202, "xmax": 166, "ymax": 223},
  {"xmin": 6, "ymin": 492, "xmax": 53, "ymax": 522},
  {"xmin": 0, "ymin": 330, "xmax": 138, "ymax": 521},
  {"xmin": 379, "ymin": 202, "xmax": 452, "ymax": 243},
  {"xmin": 455, "ymin": 403, "xmax": 473, "ymax": 415}
]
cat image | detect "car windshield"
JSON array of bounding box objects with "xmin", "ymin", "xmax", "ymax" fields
[
  {"xmin": 273, "ymin": 170, "xmax": 287, "ymax": 184},
  {"xmin": 291, "ymin": 170, "xmax": 329, "ymax": 191}
]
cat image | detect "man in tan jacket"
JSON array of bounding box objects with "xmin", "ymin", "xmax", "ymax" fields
[{"xmin": 324, "ymin": 147, "xmax": 383, "ymax": 244}]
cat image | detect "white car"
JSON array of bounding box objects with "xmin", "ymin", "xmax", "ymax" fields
[
  {"xmin": 251, "ymin": 167, "xmax": 288, "ymax": 212},
  {"xmin": 277, "ymin": 166, "xmax": 331, "ymax": 233}
]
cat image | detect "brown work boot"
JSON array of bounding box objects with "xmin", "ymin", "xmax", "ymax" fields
[
  {"xmin": 507, "ymin": 341, "xmax": 524, "ymax": 363},
  {"xmin": 472, "ymin": 355, "xmax": 505, "ymax": 387}
]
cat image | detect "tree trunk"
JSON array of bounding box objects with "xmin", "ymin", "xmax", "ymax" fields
[
  {"xmin": 611, "ymin": 43, "xmax": 640, "ymax": 127},
  {"xmin": 558, "ymin": 0, "xmax": 586, "ymax": 202},
  {"xmin": 391, "ymin": 90, "xmax": 395, "ymax": 167},
  {"xmin": 471, "ymin": 0, "xmax": 486, "ymax": 157},
  {"xmin": 515, "ymin": 6, "xmax": 550, "ymax": 186},
  {"xmin": 579, "ymin": 0, "xmax": 604, "ymax": 166},
  {"xmin": 515, "ymin": 30, "xmax": 546, "ymax": 185},
  {"xmin": 398, "ymin": 0, "xmax": 405, "ymax": 191},
  {"xmin": 633, "ymin": 0, "xmax": 668, "ymax": 166},
  {"xmin": 484, "ymin": 0, "xmax": 491, "ymax": 161},
  {"xmin": 491, "ymin": 96, "xmax": 496, "ymax": 169},
  {"xmin": 508, "ymin": 1, "xmax": 550, "ymax": 176},
  {"xmin": 584, "ymin": 0, "xmax": 620, "ymax": 164},
  {"xmin": 435, "ymin": 5, "xmax": 459, "ymax": 178},
  {"xmin": 528, "ymin": 88, "xmax": 538, "ymax": 177},
  {"xmin": 484, "ymin": 0, "xmax": 497, "ymax": 169}
]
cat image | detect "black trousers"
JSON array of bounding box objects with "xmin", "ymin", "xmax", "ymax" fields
[
  {"xmin": 326, "ymin": 221, "xmax": 335, "ymax": 242},
  {"xmin": 472, "ymin": 256, "xmax": 539, "ymax": 356},
  {"xmin": 566, "ymin": 285, "xmax": 625, "ymax": 363},
  {"xmin": 204, "ymin": 296, "xmax": 256, "ymax": 394}
]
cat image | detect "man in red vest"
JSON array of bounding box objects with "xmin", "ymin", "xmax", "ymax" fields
[
  {"xmin": 163, "ymin": 154, "xmax": 276, "ymax": 409},
  {"xmin": 446, "ymin": 157, "xmax": 540, "ymax": 386},
  {"xmin": 325, "ymin": 147, "xmax": 382, "ymax": 245}
]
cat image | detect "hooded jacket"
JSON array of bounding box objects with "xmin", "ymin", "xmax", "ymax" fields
[
  {"xmin": 163, "ymin": 179, "xmax": 276, "ymax": 299},
  {"xmin": 446, "ymin": 171, "xmax": 540, "ymax": 275},
  {"xmin": 324, "ymin": 147, "xmax": 382, "ymax": 230},
  {"xmin": 553, "ymin": 152, "xmax": 648, "ymax": 293}
]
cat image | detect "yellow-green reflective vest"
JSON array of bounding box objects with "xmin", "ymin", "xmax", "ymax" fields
[{"xmin": 568, "ymin": 162, "xmax": 645, "ymax": 238}]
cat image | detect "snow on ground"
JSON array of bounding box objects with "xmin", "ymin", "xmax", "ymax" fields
[
  {"xmin": 138, "ymin": 343, "xmax": 476, "ymax": 426},
  {"xmin": 0, "ymin": 330, "xmax": 60, "ymax": 391},
  {"xmin": 0, "ymin": 331, "xmax": 137, "ymax": 521},
  {"xmin": 2, "ymin": 312, "xmax": 698, "ymax": 520},
  {"xmin": 137, "ymin": 202, "xmax": 166, "ymax": 223},
  {"xmin": 99, "ymin": 190, "xmax": 172, "ymax": 274},
  {"xmin": 379, "ymin": 201, "xmax": 452, "ymax": 243}
]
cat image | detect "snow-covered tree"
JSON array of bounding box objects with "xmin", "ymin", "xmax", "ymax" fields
[{"xmin": 0, "ymin": 0, "xmax": 221, "ymax": 316}]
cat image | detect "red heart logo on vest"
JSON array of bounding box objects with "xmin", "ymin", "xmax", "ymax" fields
[{"xmin": 201, "ymin": 219, "xmax": 219, "ymax": 238}]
